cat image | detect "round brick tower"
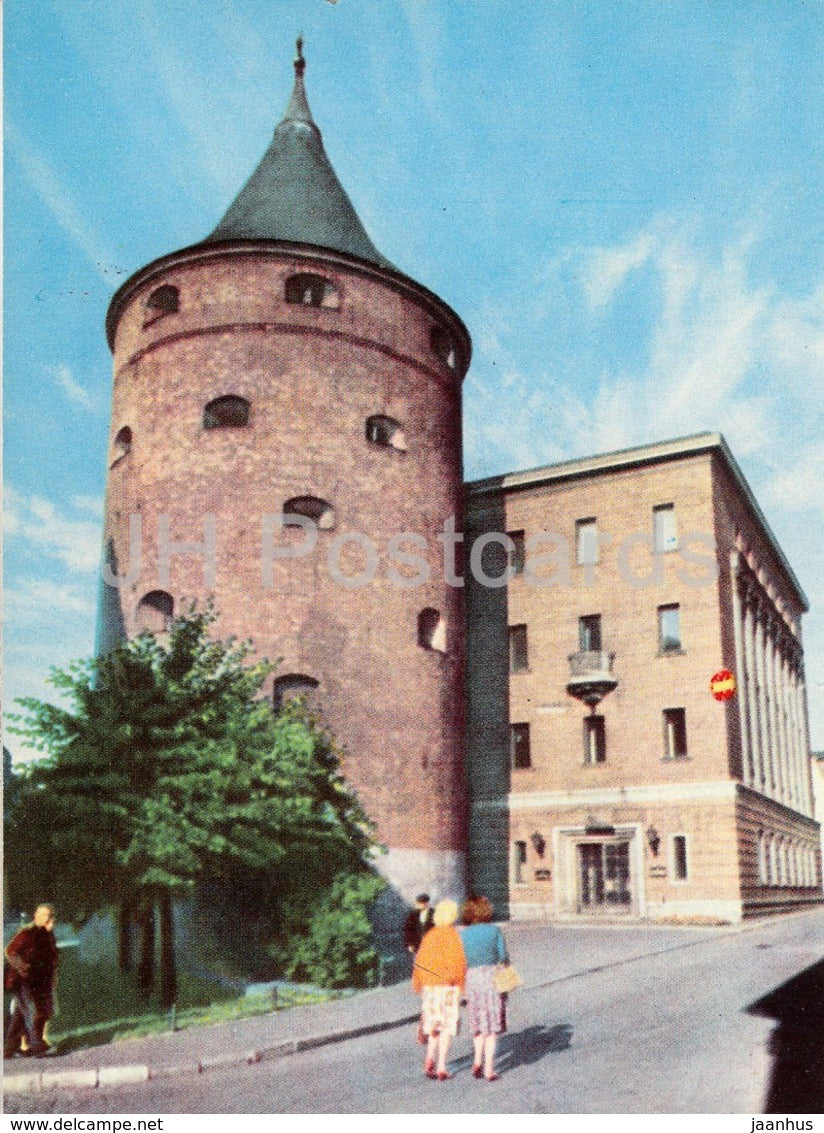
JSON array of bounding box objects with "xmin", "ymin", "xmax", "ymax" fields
[{"xmin": 99, "ymin": 42, "xmax": 471, "ymax": 907}]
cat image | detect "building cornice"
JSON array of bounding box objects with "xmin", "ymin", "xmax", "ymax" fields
[{"xmin": 465, "ymin": 431, "xmax": 808, "ymax": 611}]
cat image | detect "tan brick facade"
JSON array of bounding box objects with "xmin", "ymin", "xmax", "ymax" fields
[{"xmin": 466, "ymin": 436, "xmax": 822, "ymax": 922}]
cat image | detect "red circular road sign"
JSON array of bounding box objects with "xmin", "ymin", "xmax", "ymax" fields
[{"xmin": 710, "ymin": 669, "xmax": 736, "ymax": 701}]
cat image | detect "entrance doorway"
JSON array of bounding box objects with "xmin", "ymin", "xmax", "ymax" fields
[{"xmin": 577, "ymin": 841, "xmax": 631, "ymax": 911}]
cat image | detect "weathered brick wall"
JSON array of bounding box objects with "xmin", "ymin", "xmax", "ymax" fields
[{"xmin": 103, "ymin": 247, "xmax": 469, "ymax": 864}]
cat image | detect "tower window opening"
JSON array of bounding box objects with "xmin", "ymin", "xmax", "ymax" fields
[
  {"xmin": 136, "ymin": 590, "xmax": 174, "ymax": 634},
  {"xmin": 418, "ymin": 608, "xmax": 447, "ymax": 653},
  {"xmin": 365, "ymin": 415, "xmax": 407, "ymax": 451},
  {"xmin": 285, "ymin": 273, "xmax": 340, "ymax": 309},
  {"xmin": 203, "ymin": 396, "xmax": 250, "ymax": 429},
  {"xmin": 282, "ymin": 495, "xmax": 335, "ymax": 530},
  {"xmin": 513, "ymin": 840, "xmax": 528, "ymax": 884},
  {"xmin": 273, "ymin": 673, "xmax": 319, "ymax": 714},
  {"xmin": 143, "ymin": 284, "xmax": 180, "ymax": 325},
  {"xmin": 430, "ymin": 324, "xmax": 458, "ymax": 371},
  {"xmin": 111, "ymin": 426, "xmax": 133, "ymax": 467}
]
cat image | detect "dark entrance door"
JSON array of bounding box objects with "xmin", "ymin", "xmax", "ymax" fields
[{"xmin": 577, "ymin": 841, "xmax": 631, "ymax": 911}]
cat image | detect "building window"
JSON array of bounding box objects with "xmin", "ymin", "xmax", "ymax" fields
[
  {"xmin": 136, "ymin": 590, "xmax": 173, "ymax": 634},
  {"xmin": 672, "ymin": 835, "xmax": 689, "ymax": 881},
  {"xmin": 365, "ymin": 415, "xmax": 407, "ymax": 451},
  {"xmin": 508, "ymin": 531, "xmax": 526, "ymax": 576},
  {"xmin": 282, "ymin": 496, "xmax": 335, "ymax": 530},
  {"xmin": 418, "ymin": 608, "xmax": 447, "ymax": 653},
  {"xmin": 430, "ymin": 324, "xmax": 458, "ymax": 370},
  {"xmin": 144, "ymin": 284, "xmax": 179, "ymax": 324},
  {"xmin": 111, "ymin": 425, "xmax": 132, "ymax": 467},
  {"xmin": 658, "ymin": 604, "xmax": 682, "ymax": 653},
  {"xmin": 653, "ymin": 503, "xmax": 678, "ymax": 552},
  {"xmin": 579, "ymin": 614, "xmax": 602, "ymax": 652},
  {"xmin": 663, "ymin": 708, "xmax": 688, "ymax": 759},
  {"xmin": 757, "ymin": 830, "xmax": 768, "ymax": 884},
  {"xmin": 583, "ymin": 715, "xmax": 606, "ymax": 764},
  {"xmin": 203, "ymin": 395, "xmax": 250, "ymax": 429},
  {"xmin": 273, "ymin": 674, "xmax": 319, "ymax": 713},
  {"xmin": 511, "ymin": 723, "xmax": 531, "ymax": 769},
  {"xmin": 576, "ymin": 518, "xmax": 599, "ymax": 565},
  {"xmin": 284, "ymin": 273, "xmax": 340, "ymax": 309},
  {"xmin": 509, "ymin": 624, "xmax": 528, "ymax": 673},
  {"xmin": 514, "ymin": 840, "xmax": 527, "ymax": 884},
  {"xmin": 767, "ymin": 834, "xmax": 777, "ymax": 885}
]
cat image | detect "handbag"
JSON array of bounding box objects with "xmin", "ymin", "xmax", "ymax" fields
[{"xmin": 492, "ymin": 963, "xmax": 522, "ymax": 993}]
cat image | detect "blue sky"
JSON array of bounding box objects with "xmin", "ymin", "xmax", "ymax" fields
[{"xmin": 4, "ymin": 0, "xmax": 824, "ymax": 757}]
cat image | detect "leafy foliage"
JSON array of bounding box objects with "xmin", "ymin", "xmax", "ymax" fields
[
  {"xmin": 8, "ymin": 605, "xmax": 384, "ymax": 996},
  {"xmin": 278, "ymin": 871, "xmax": 385, "ymax": 989}
]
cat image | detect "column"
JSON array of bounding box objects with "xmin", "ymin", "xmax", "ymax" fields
[
  {"xmin": 755, "ymin": 609, "xmax": 774, "ymax": 797},
  {"xmin": 744, "ymin": 594, "xmax": 764, "ymax": 792},
  {"xmin": 767, "ymin": 628, "xmax": 787, "ymax": 806},
  {"xmin": 729, "ymin": 556, "xmax": 753, "ymax": 785}
]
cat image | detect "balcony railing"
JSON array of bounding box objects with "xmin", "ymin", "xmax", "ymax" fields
[{"xmin": 566, "ymin": 650, "xmax": 618, "ymax": 707}]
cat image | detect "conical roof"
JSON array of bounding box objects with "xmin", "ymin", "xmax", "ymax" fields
[{"xmin": 205, "ymin": 39, "xmax": 393, "ymax": 270}]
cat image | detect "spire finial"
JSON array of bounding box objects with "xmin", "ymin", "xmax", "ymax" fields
[{"xmin": 295, "ymin": 35, "xmax": 306, "ymax": 77}]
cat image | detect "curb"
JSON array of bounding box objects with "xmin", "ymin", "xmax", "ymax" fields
[{"xmin": 2, "ymin": 1013, "xmax": 419, "ymax": 1095}]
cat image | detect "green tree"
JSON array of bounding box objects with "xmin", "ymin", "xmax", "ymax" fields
[{"xmin": 9, "ymin": 607, "xmax": 382, "ymax": 1005}]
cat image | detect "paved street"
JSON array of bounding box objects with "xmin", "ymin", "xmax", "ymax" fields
[{"xmin": 6, "ymin": 909, "xmax": 823, "ymax": 1114}]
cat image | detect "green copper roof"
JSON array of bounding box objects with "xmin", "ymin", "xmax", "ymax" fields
[{"xmin": 205, "ymin": 39, "xmax": 393, "ymax": 269}]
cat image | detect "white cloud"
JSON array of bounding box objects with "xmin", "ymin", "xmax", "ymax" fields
[
  {"xmin": 4, "ymin": 487, "xmax": 102, "ymax": 573},
  {"xmin": 71, "ymin": 495, "xmax": 105, "ymax": 518},
  {"xmin": 4, "ymin": 578, "xmax": 96, "ymax": 619},
  {"xmin": 4, "ymin": 121, "xmax": 120, "ymax": 282},
  {"xmin": 54, "ymin": 364, "xmax": 97, "ymax": 413},
  {"xmin": 582, "ymin": 231, "xmax": 655, "ymax": 309}
]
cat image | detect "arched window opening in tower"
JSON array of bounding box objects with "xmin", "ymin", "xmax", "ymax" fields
[
  {"xmin": 365, "ymin": 414, "xmax": 407, "ymax": 451},
  {"xmin": 273, "ymin": 674, "xmax": 320, "ymax": 714},
  {"xmin": 136, "ymin": 590, "xmax": 174, "ymax": 634},
  {"xmin": 430, "ymin": 324, "xmax": 458, "ymax": 371},
  {"xmin": 203, "ymin": 395, "xmax": 251, "ymax": 429},
  {"xmin": 143, "ymin": 284, "xmax": 180, "ymax": 325},
  {"xmin": 418, "ymin": 608, "xmax": 447, "ymax": 653},
  {"xmin": 110, "ymin": 425, "xmax": 133, "ymax": 467},
  {"xmin": 284, "ymin": 273, "xmax": 340, "ymax": 309},
  {"xmin": 283, "ymin": 495, "xmax": 335, "ymax": 530}
]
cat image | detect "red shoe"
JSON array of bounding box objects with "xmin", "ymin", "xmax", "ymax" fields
[
  {"xmin": 424, "ymin": 1060, "xmax": 437, "ymax": 1079},
  {"xmin": 485, "ymin": 1072, "xmax": 500, "ymax": 1082},
  {"xmin": 438, "ymin": 1070, "xmax": 453, "ymax": 1081},
  {"xmin": 472, "ymin": 1064, "xmax": 483, "ymax": 1079}
]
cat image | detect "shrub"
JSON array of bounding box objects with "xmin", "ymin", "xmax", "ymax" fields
[{"xmin": 278, "ymin": 872, "xmax": 385, "ymax": 989}]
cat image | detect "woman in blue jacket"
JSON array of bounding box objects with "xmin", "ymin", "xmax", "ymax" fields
[{"xmin": 460, "ymin": 894, "xmax": 508, "ymax": 1081}]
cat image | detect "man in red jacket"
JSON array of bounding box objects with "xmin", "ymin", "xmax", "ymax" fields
[{"xmin": 4, "ymin": 904, "xmax": 59, "ymax": 1058}]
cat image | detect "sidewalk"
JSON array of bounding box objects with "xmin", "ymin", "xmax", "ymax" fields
[
  {"xmin": 4, "ymin": 912, "xmax": 802, "ymax": 1098},
  {"xmin": 3, "ymin": 980, "xmax": 420, "ymax": 1096}
]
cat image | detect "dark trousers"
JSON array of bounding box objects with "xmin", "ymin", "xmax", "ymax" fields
[{"xmin": 4, "ymin": 984, "xmax": 50, "ymax": 1056}]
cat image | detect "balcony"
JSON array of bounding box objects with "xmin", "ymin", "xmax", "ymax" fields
[{"xmin": 566, "ymin": 650, "xmax": 618, "ymax": 708}]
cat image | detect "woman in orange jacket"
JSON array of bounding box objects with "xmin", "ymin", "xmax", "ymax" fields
[{"xmin": 412, "ymin": 899, "xmax": 467, "ymax": 1080}]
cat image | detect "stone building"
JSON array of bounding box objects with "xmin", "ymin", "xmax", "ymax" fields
[
  {"xmin": 99, "ymin": 42, "xmax": 470, "ymax": 911},
  {"xmin": 466, "ymin": 434, "xmax": 821, "ymax": 922},
  {"xmin": 98, "ymin": 47, "xmax": 820, "ymax": 925}
]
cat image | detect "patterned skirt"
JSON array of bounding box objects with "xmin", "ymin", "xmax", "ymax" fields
[
  {"xmin": 420, "ymin": 984, "xmax": 462, "ymax": 1038},
  {"xmin": 465, "ymin": 965, "xmax": 507, "ymax": 1035}
]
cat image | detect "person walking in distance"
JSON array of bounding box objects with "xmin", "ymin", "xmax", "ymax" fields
[
  {"xmin": 460, "ymin": 894, "xmax": 509, "ymax": 1081},
  {"xmin": 4, "ymin": 904, "xmax": 59, "ymax": 1058},
  {"xmin": 412, "ymin": 899, "xmax": 466, "ymax": 1081},
  {"xmin": 403, "ymin": 893, "xmax": 434, "ymax": 956}
]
